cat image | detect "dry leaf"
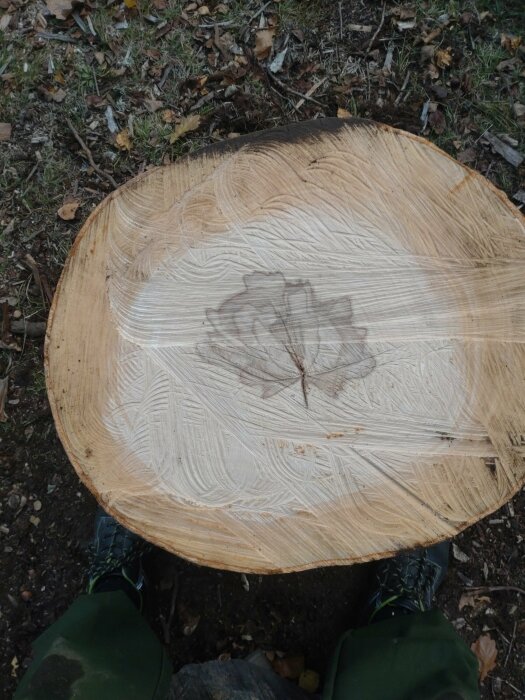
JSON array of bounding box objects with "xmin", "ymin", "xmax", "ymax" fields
[
  {"xmin": 0, "ymin": 122, "xmax": 11, "ymax": 141},
  {"xmin": 513, "ymin": 102, "xmax": 525, "ymax": 120},
  {"xmin": 337, "ymin": 107, "xmax": 352, "ymax": 118},
  {"xmin": 471, "ymin": 634, "xmax": 497, "ymax": 682},
  {"xmin": 39, "ymin": 86, "xmax": 67, "ymax": 103},
  {"xmin": 501, "ymin": 33, "xmax": 522, "ymax": 54},
  {"xmin": 272, "ymin": 655, "xmax": 305, "ymax": 680},
  {"xmin": 144, "ymin": 98, "xmax": 163, "ymax": 113},
  {"xmin": 57, "ymin": 199, "xmax": 80, "ymax": 221},
  {"xmin": 124, "ymin": 0, "xmax": 137, "ymax": 7},
  {"xmin": 255, "ymin": 28, "xmax": 276, "ymax": 60},
  {"xmin": 435, "ymin": 48, "xmax": 452, "ymax": 69},
  {"xmin": 428, "ymin": 109, "xmax": 446, "ymax": 135},
  {"xmin": 161, "ymin": 109, "xmax": 176, "ymax": 123},
  {"xmin": 0, "ymin": 13, "xmax": 12, "ymax": 30},
  {"xmin": 182, "ymin": 614, "xmax": 200, "ymax": 636},
  {"xmin": 169, "ymin": 114, "xmax": 201, "ymax": 144},
  {"xmin": 390, "ymin": 6, "xmax": 416, "ymax": 19},
  {"xmin": 45, "ymin": 0, "xmax": 82, "ymax": 20},
  {"xmin": 115, "ymin": 128, "xmax": 132, "ymax": 151},
  {"xmin": 452, "ymin": 543, "xmax": 469, "ymax": 562},
  {"xmin": 458, "ymin": 592, "xmax": 491, "ymax": 611}
]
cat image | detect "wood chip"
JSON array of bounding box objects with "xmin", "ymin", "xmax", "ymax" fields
[
  {"xmin": 483, "ymin": 132, "xmax": 524, "ymax": 168},
  {"xmin": 348, "ymin": 23, "xmax": 372, "ymax": 32}
]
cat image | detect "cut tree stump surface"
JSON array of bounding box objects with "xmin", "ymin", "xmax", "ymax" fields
[{"xmin": 46, "ymin": 118, "xmax": 525, "ymax": 573}]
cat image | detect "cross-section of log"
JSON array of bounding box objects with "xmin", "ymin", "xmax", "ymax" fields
[{"xmin": 46, "ymin": 119, "xmax": 525, "ymax": 573}]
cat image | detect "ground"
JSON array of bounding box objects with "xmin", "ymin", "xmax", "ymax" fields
[{"xmin": 0, "ymin": 0, "xmax": 524, "ymax": 697}]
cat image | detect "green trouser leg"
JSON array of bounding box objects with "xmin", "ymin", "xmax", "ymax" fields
[
  {"xmin": 323, "ymin": 610, "xmax": 480, "ymax": 700},
  {"xmin": 14, "ymin": 591, "xmax": 172, "ymax": 700}
]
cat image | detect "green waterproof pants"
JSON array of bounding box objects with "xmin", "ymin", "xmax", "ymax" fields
[
  {"xmin": 323, "ymin": 609, "xmax": 480, "ymax": 700},
  {"xmin": 14, "ymin": 591, "xmax": 172, "ymax": 700},
  {"xmin": 15, "ymin": 593, "xmax": 479, "ymax": 700}
]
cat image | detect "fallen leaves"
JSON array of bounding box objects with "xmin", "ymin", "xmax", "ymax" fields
[
  {"xmin": 435, "ymin": 47, "xmax": 452, "ymax": 69},
  {"xmin": 458, "ymin": 591, "xmax": 491, "ymax": 611},
  {"xmin": 337, "ymin": 107, "xmax": 352, "ymax": 119},
  {"xmin": 45, "ymin": 0, "xmax": 82, "ymax": 20},
  {"xmin": 452, "ymin": 543, "xmax": 469, "ymax": 563},
  {"xmin": 38, "ymin": 86, "xmax": 67, "ymax": 103},
  {"xmin": 500, "ymin": 33, "xmax": 522, "ymax": 54},
  {"xmin": 169, "ymin": 114, "xmax": 201, "ymax": 144},
  {"xmin": 144, "ymin": 98, "xmax": 164, "ymax": 113},
  {"xmin": 255, "ymin": 28, "xmax": 275, "ymax": 60},
  {"xmin": 57, "ymin": 198, "xmax": 80, "ymax": 221},
  {"xmin": 0, "ymin": 122, "xmax": 11, "ymax": 141},
  {"xmin": 115, "ymin": 128, "xmax": 132, "ymax": 151},
  {"xmin": 471, "ymin": 634, "xmax": 497, "ymax": 682}
]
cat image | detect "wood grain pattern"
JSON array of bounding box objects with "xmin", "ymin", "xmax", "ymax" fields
[{"xmin": 46, "ymin": 118, "xmax": 525, "ymax": 573}]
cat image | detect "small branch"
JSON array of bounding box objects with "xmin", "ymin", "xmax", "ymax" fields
[
  {"xmin": 504, "ymin": 621, "xmax": 517, "ymax": 668},
  {"xmin": 338, "ymin": 1, "xmax": 343, "ymax": 40},
  {"xmin": 267, "ymin": 72, "xmax": 325, "ymax": 107},
  {"xmin": 293, "ymin": 76, "xmax": 328, "ymax": 111},
  {"xmin": 365, "ymin": 1, "xmax": 386, "ymax": 55},
  {"xmin": 465, "ymin": 585, "xmax": 525, "ymax": 596},
  {"xmin": 66, "ymin": 118, "xmax": 117, "ymax": 189},
  {"xmin": 394, "ymin": 70, "xmax": 411, "ymax": 106}
]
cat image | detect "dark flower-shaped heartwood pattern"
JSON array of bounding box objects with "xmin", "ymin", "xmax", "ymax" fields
[{"xmin": 199, "ymin": 272, "xmax": 376, "ymax": 407}]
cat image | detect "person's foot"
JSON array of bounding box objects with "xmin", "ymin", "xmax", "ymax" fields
[
  {"xmin": 86, "ymin": 506, "xmax": 148, "ymax": 608},
  {"xmin": 365, "ymin": 542, "xmax": 449, "ymax": 623}
]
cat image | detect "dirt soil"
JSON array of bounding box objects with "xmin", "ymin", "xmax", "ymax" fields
[{"xmin": 1, "ymin": 0, "xmax": 524, "ymax": 697}]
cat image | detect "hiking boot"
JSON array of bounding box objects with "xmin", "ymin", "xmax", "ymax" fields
[
  {"xmin": 87, "ymin": 506, "xmax": 148, "ymax": 608},
  {"xmin": 366, "ymin": 542, "xmax": 449, "ymax": 623}
]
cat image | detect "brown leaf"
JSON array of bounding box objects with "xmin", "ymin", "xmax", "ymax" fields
[
  {"xmin": 161, "ymin": 109, "xmax": 176, "ymax": 123},
  {"xmin": 337, "ymin": 107, "xmax": 352, "ymax": 119},
  {"xmin": 45, "ymin": 0, "xmax": 82, "ymax": 20},
  {"xmin": 0, "ymin": 122, "xmax": 11, "ymax": 141},
  {"xmin": 144, "ymin": 98, "xmax": 163, "ymax": 113},
  {"xmin": 390, "ymin": 6, "xmax": 416, "ymax": 19},
  {"xmin": 428, "ymin": 109, "xmax": 446, "ymax": 135},
  {"xmin": 38, "ymin": 86, "xmax": 67, "ymax": 103},
  {"xmin": 57, "ymin": 199, "xmax": 80, "ymax": 221},
  {"xmin": 501, "ymin": 33, "xmax": 522, "ymax": 54},
  {"xmin": 435, "ymin": 47, "xmax": 452, "ymax": 69},
  {"xmin": 169, "ymin": 114, "xmax": 201, "ymax": 144},
  {"xmin": 272, "ymin": 655, "xmax": 305, "ymax": 680},
  {"xmin": 115, "ymin": 128, "xmax": 132, "ymax": 151},
  {"xmin": 255, "ymin": 28, "xmax": 276, "ymax": 60},
  {"xmin": 471, "ymin": 634, "xmax": 497, "ymax": 682},
  {"xmin": 458, "ymin": 592, "xmax": 491, "ymax": 611}
]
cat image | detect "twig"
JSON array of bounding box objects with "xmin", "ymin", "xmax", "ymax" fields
[
  {"xmin": 465, "ymin": 585, "xmax": 525, "ymax": 595},
  {"xmin": 365, "ymin": 1, "xmax": 386, "ymax": 55},
  {"xmin": 394, "ymin": 70, "xmax": 411, "ymax": 106},
  {"xmin": 293, "ymin": 77, "xmax": 328, "ymax": 111},
  {"xmin": 504, "ymin": 621, "xmax": 517, "ymax": 668},
  {"xmin": 36, "ymin": 32, "xmax": 77, "ymax": 43},
  {"xmin": 268, "ymin": 72, "xmax": 325, "ymax": 107},
  {"xmin": 66, "ymin": 118, "xmax": 117, "ymax": 189},
  {"xmin": 338, "ymin": 1, "xmax": 343, "ymax": 40}
]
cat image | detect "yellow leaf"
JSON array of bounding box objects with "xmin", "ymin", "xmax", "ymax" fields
[
  {"xmin": 116, "ymin": 128, "xmax": 132, "ymax": 151},
  {"xmin": 255, "ymin": 28, "xmax": 276, "ymax": 60},
  {"xmin": 124, "ymin": 0, "xmax": 137, "ymax": 8},
  {"xmin": 169, "ymin": 114, "xmax": 201, "ymax": 144},
  {"xmin": 470, "ymin": 634, "xmax": 497, "ymax": 682},
  {"xmin": 337, "ymin": 107, "xmax": 352, "ymax": 119},
  {"xmin": 298, "ymin": 669, "xmax": 320, "ymax": 693},
  {"xmin": 435, "ymin": 48, "xmax": 452, "ymax": 69},
  {"xmin": 501, "ymin": 33, "xmax": 522, "ymax": 54}
]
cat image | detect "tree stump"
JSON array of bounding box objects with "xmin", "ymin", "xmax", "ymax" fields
[{"xmin": 46, "ymin": 119, "xmax": 525, "ymax": 573}]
